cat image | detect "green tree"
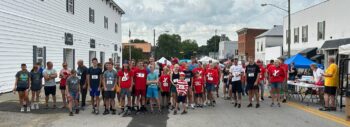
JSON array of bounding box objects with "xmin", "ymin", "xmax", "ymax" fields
[
  {"xmin": 180, "ymin": 39, "xmax": 198, "ymax": 59},
  {"xmin": 198, "ymin": 45, "xmax": 208, "ymax": 56},
  {"xmin": 122, "ymin": 46, "xmax": 146, "ymax": 61},
  {"xmin": 206, "ymin": 35, "xmax": 230, "ymax": 52},
  {"xmin": 155, "ymin": 34, "xmax": 182, "ymax": 59}
]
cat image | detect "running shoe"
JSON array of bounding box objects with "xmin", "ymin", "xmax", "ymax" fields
[
  {"xmin": 247, "ymin": 103, "xmax": 253, "ymax": 108},
  {"xmin": 20, "ymin": 107, "xmax": 25, "ymax": 112},
  {"xmin": 181, "ymin": 110, "xmax": 188, "ymax": 115},
  {"xmin": 256, "ymin": 104, "xmax": 260, "ymax": 108},
  {"xmin": 69, "ymin": 112, "xmax": 74, "ymax": 116}
]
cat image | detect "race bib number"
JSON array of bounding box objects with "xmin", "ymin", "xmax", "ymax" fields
[
  {"xmin": 137, "ymin": 73, "xmax": 145, "ymax": 78},
  {"xmin": 91, "ymin": 75, "xmax": 98, "ymax": 79},
  {"xmin": 223, "ymin": 76, "xmax": 228, "ymax": 79},
  {"xmin": 122, "ymin": 77, "xmax": 128, "ymax": 82},
  {"xmin": 248, "ymin": 73, "xmax": 254, "ymax": 77},
  {"xmin": 208, "ymin": 77, "xmax": 213, "ymax": 81},
  {"xmin": 173, "ymin": 79, "xmax": 178, "ymax": 83},
  {"xmin": 77, "ymin": 76, "xmax": 81, "ymax": 79},
  {"xmin": 185, "ymin": 78, "xmax": 191, "ymax": 82},
  {"xmin": 107, "ymin": 80, "xmax": 113, "ymax": 85},
  {"xmin": 178, "ymin": 85, "xmax": 185, "ymax": 89},
  {"xmin": 163, "ymin": 83, "xmax": 168, "ymax": 87}
]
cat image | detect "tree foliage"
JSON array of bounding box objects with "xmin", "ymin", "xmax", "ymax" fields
[
  {"xmin": 122, "ymin": 46, "xmax": 147, "ymax": 61},
  {"xmin": 180, "ymin": 39, "xmax": 198, "ymax": 58},
  {"xmin": 155, "ymin": 34, "xmax": 182, "ymax": 59}
]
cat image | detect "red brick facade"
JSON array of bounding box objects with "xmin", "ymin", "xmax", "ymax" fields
[{"xmin": 237, "ymin": 28, "xmax": 267, "ymax": 61}]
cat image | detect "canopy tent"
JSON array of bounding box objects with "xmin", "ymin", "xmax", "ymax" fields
[
  {"xmin": 157, "ymin": 57, "xmax": 171, "ymax": 65},
  {"xmin": 179, "ymin": 59, "xmax": 191, "ymax": 63},
  {"xmin": 198, "ymin": 56, "xmax": 218, "ymax": 63},
  {"xmin": 339, "ymin": 44, "xmax": 350, "ymax": 55},
  {"xmin": 284, "ymin": 54, "xmax": 322, "ymax": 68}
]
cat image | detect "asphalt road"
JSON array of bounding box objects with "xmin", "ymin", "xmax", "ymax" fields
[{"xmin": 0, "ymin": 89, "xmax": 349, "ymax": 127}]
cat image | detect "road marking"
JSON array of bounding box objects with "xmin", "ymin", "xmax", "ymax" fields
[{"xmin": 287, "ymin": 102, "xmax": 350, "ymax": 127}]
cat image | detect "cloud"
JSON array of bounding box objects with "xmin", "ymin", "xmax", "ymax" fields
[{"xmin": 115, "ymin": 0, "xmax": 325, "ymax": 45}]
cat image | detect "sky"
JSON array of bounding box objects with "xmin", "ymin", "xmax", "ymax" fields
[{"xmin": 115, "ymin": 0, "xmax": 325, "ymax": 46}]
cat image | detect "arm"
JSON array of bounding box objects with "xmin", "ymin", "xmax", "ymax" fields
[
  {"xmin": 13, "ymin": 77, "xmax": 18, "ymax": 93},
  {"xmin": 86, "ymin": 74, "xmax": 90, "ymax": 90},
  {"xmin": 102, "ymin": 75, "xmax": 106, "ymax": 90},
  {"xmin": 65, "ymin": 79, "xmax": 69, "ymax": 97}
]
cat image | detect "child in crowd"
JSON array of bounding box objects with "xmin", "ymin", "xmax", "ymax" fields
[
  {"xmin": 174, "ymin": 72, "xmax": 189, "ymax": 115},
  {"xmin": 159, "ymin": 66, "xmax": 171, "ymax": 108},
  {"xmin": 66, "ymin": 70, "xmax": 80, "ymax": 116},
  {"xmin": 193, "ymin": 72, "xmax": 204, "ymax": 108}
]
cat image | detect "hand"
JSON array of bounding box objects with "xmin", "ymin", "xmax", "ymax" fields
[
  {"xmin": 254, "ymin": 82, "xmax": 258, "ymax": 86},
  {"xmin": 12, "ymin": 88, "xmax": 16, "ymax": 94}
]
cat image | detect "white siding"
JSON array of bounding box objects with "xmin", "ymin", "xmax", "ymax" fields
[
  {"xmin": 0, "ymin": 0, "xmax": 123, "ymax": 93},
  {"xmin": 255, "ymin": 36, "xmax": 283, "ymax": 62}
]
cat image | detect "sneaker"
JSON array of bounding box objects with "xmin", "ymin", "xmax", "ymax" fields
[
  {"xmin": 268, "ymin": 96, "xmax": 272, "ymax": 98},
  {"xmin": 95, "ymin": 110, "xmax": 99, "ymax": 115},
  {"xmin": 256, "ymin": 104, "xmax": 260, "ymax": 108},
  {"xmin": 103, "ymin": 110, "xmax": 110, "ymax": 115},
  {"xmin": 181, "ymin": 110, "xmax": 188, "ymax": 115},
  {"xmin": 191, "ymin": 104, "xmax": 195, "ymax": 109},
  {"xmin": 173, "ymin": 110, "xmax": 177, "ymax": 115},
  {"xmin": 261, "ymin": 97, "xmax": 264, "ymax": 101},
  {"xmin": 35, "ymin": 103, "xmax": 40, "ymax": 109},
  {"xmin": 270, "ymin": 103, "xmax": 274, "ymax": 107},
  {"xmin": 31, "ymin": 104, "xmax": 35, "ymax": 110},
  {"xmin": 69, "ymin": 112, "xmax": 74, "ymax": 116},
  {"xmin": 277, "ymin": 103, "xmax": 281, "ymax": 107},
  {"xmin": 212, "ymin": 100, "xmax": 216, "ymax": 105},
  {"xmin": 247, "ymin": 103, "xmax": 253, "ymax": 108},
  {"xmin": 111, "ymin": 109, "xmax": 116, "ymax": 115},
  {"xmin": 20, "ymin": 107, "xmax": 25, "ymax": 112},
  {"xmin": 238, "ymin": 104, "xmax": 241, "ymax": 108},
  {"xmin": 26, "ymin": 107, "xmax": 31, "ymax": 112},
  {"xmin": 319, "ymin": 107, "xmax": 330, "ymax": 111},
  {"xmin": 282, "ymin": 99, "xmax": 287, "ymax": 103},
  {"xmin": 170, "ymin": 106, "xmax": 175, "ymax": 110}
]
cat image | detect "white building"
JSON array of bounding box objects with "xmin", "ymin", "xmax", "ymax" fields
[
  {"xmin": 218, "ymin": 41, "xmax": 238, "ymax": 60},
  {"xmin": 283, "ymin": 0, "xmax": 350, "ymax": 66},
  {"xmin": 255, "ymin": 25, "xmax": 283, "ymax": 63},
  {"xmin": 0, "ymin": 0, "xmax": 124, "ymax": 93}
]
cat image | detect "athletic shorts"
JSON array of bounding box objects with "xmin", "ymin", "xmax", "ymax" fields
[
  {"xmin": 44, "ymin": 86, "xmax": 56, "ymax": 96},
  {"xmin": 246, "ymin": 83, "xmax": 259, "ymax": 90},
  {"xmin": 161, "ymin": 91, "xmax": 170, "ymax": 97},
  {"xmin": 194, "ymin": 93, "xmax": 203, "ymax": 98},
  {"xmin": 59, "ymin": 85, "xmax": 66, "ymax": 90},
  {"xmin": 324, "ymin": 86, "xmax": 337, "ymax": 95},
  {"xmin": 146, "ymin": 87, "xmax": 159, "ymax": 99},
  {"xmin": 16, "ymin": 87, "xmax": 28, "ymax": 92},
  {"xmin": 121, "ymin": 88, "xmax": 131, "ymax": 97},
  {"xmin": 30, "ymin": 84, "xmax": 42, "ymax": 91},
  {"xmin": 69, "ymin": 91, "xmax": 79, "ymax": 100},
  {"xmin": 171, "ymin": 85, "xmax": 177, "ymax": 93},
  {"xmin": 270, "ymin": 82, "xmax": 282, "ymax": 89},
  {"xmin": 89, "ymin": 87, "xmax": 100, "ymax": 97},
  {"xmin": 231, "ymin": 81, "xmax": 243, "ymax": 93},
  {"xmin": 134, "ymin": 89, "xmax": 146, "ymax": 97},
  {"xmin": 206, "ymin": 83, "xmax": 215, "ymax": 92},
  {"xmin": 104, "ymin": 91, "xmax": 116, "ymax": 99},
  {"xmin": 177, "ymin": 95, "xmax": 187, "ymax": 103}
]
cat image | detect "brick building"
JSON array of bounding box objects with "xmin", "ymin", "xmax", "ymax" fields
[{"xmin": 236, "ymin": 28, "xmax": 268, "ymax": 61}]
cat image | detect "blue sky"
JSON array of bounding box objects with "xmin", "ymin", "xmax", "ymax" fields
[{"xmin": 115, "ymin": 0, "xmax": 325, "ymax": 45}]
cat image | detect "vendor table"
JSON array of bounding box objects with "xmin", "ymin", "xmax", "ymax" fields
[{"xmin": 287, "ymin": 81, "xmax": 324, "ymax": 106}]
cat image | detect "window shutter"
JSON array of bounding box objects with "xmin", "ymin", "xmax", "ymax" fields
[
  {"xmin": 323, "ymin": 21, "xmax": 326, "ymax": 40},
  {"xmin": 73, "ymin": 49, "xmax": 75, "ymax": 69},
  {"xmin": 33, "ymin": 46, "xmax": 37, "ymax": 65},
  {"xmin": 72, "ymin": 0, "xmax": 75, "ymax": 14},
  {"xmin": 43, "ymin": 46, "xmax": 46, "ymax": 68},
  {"xmin": 66, "ymin": 0, "xmax": 68, "ymax": 12}
]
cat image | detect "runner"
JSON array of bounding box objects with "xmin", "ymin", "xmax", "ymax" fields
[
  {"xmin": 130, "ymin": 60, "xmax": 137, "ymax": 111},
  {"xmin": 77, "ymin": 60, "xmax": 88, "ymax": 109},
  {"xmin": 133, "ymin": 61, "xmax": 148, "ymax": 113},
  {"xmin": 66, "ymin": 70, "xmax": 80, "ymax": 116},
  {"xmin": 13, "ymin": 64, "xmax": 31, "ymax": 112},
  {"xmin": 59, "ymin": 62, "xmax": 71, "ymax": 108},
  {"xmin": 183, "ymin": 64, "xmax": 194, "ymax": 109},
  {"xmin": 193, "ymin": 71, "xmax": 204, "ymax": 108},
  {"xmin": 245, "ymin": 57, "xmax": 260, "ymax": 108},
  {"xmin": 159, "ymin": 66, "xmax": 171, "ymax": 109},
  {"xmin": 173, "ymin": 72, "xmax": 189, "ymax": 115},
  {"xmin": 146, "ymin": 65, "xmax": 161, "ymax": 113},
  {"xmin": 170, "ymin": 64, "xmax": 181, "ymax": 110},
  {"xmin": 278, "ymin": 57, "xmax": 289, "ymax": 103},
  {"xmin": 204, "ymin": 63, "xmax": 219, "ymax": 107},
  {"xmin": 118, "ymin": 60, "xmax": 134, "ymax": 115},
  {"xmin": 43, "ymin": 61, "xmax": 58, "ymax": 109},
  {"xmin": 87, "ymin": 58, "xmax": 103, "ymax": 114},
  {"xmin": 256, "ymin": 60, "xmax": 267, "ymax": 101},
  {"xmin": 222, "ymin": 64, "xmax": 230, "ymax": 99},
  {"xmin": 229, "ymin": 58, "xmax": 244, "ymax": 108},
  {"xmin": 30, "ymin": 63, "xmax": 43, "ymax": 110},
  {"xmin": 267, "ymin": 59, "xmax": 274, "ymax": 98},
  {"xmin": 267, "ymin": 60, "xmax": 285, "ymax": 107},
  {"xmin": 193, "ymin": 62, "xmax": 206, "ymax": 105},
  {"xmin": 102, "ymin": 62, "xmax": 118, "ymax": 115}
]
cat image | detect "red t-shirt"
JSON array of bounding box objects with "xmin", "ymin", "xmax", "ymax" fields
[
  {"xmin": 159, "ymin": 74, "xmax": 171, "ymax": 92},
  {"xmin": 192, "ymin": 67, "xmax": 205, "ymax": 78},
  {"xmin": 258, "ymin": 65, "xmax": 266, "ymax": 81},
  {"xmin": 193, "ymin": 76, "xmax": 204, "ymax": 94},
  {"xmin": 268, "ymin": 65, "xmax": 285, "ymax": 83},
  {"xmin": 133, "ymin": 68, "xmax": 147, "ymax": 90},
  {"xmin": 266, "ymin": 64, "xmax": 273, "ymax": 70},
  {"xmin": 205, "ymin": 68, "xmax": 219, "ymax": 84},
  {"xmin": 118, "ymin": 69, "xmax": 134, "ymax": 88},
  {"xmin": 280, "ymin": 63, "xmax": 289, "ymax": 80},
  {"xmin": 60, "ymin": 69, "xmax": 71, "ymax": 86}
]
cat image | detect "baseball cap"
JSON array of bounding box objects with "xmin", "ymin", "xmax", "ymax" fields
[{"xmin": 180, "ymin": 72, "xmax": 185, "ymax": 77}]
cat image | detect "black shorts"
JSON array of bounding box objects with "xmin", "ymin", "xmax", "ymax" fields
[
  {"xmin": 246, "ymin": 83, "xmax": 259, "ymax": 90},
  {"xmin": 223, "ymin": 78, "xmax": 228, "ymax": 84},
  {"xmin": 44, "ymin": 86, "xmax": 56, "ymax": 96},
  {"xmin": 231, "ymin": 81, "xmax": 243, "ymax": 93},
  {"xmin": 16, "ymin": 87, "xmax": 28, "ymax": 92},
  {"xmin": 324, "ymin": 86, "xmax": 337, "ymax": 95},
  {"xmin": 177, "ymin": 95, "xmax": 187, "ymax": 103},
  {"xmin": 161, "ymin": 92, "xmax": 170, "ymax": 97},
  {"xmin": 194, "ymin": 93, "xmax": 203, "ymax": 98},
  {"xmin": 104, "ymin": 91, "xmax": 116, "ymax": 99},
  {"xmin": 59, "ymin": 85, "xmax": 66, "ymax": 90}
]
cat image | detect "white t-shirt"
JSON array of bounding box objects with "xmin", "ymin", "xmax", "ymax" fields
[
  {"xmin": 313, "ymin": 68, "xmax": 324, "ymax": 82},
  {"xmin": 229, "ymin": 64, "xmax": 244, "ymax": 82}
]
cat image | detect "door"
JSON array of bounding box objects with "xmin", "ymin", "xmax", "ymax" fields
[
  {"xmin": 33, "ymin": 46, "xmax": 46, "ymax": 68},
  {"xmin": 112, "ymin": 53, "xmax": 119, "ymax": 65},
  {"xmin": 63, "ymin": 48, "xmax": 75, "ymax": 69},
  {"xmin": 100, "ymin": 51, "xmax": 105, "ymax": 64},
  {"xmin": 89, "ymin": 51, "xmax": 96, "ymax": 67}
]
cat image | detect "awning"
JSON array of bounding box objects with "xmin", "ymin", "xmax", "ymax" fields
[
  {"xmin": 321, "ymin": 38, "xmax": 350, "ymax": 50},
  {"xmin": 284, "ymin": 54, "xmax": 321, "ymax": 68},
  {"xmin": 311, "ymin": 54, "xmax": 324, "ymax": 60},
  {"xmin": 299, "ymin": 47, "xmax": 317, "ymax": 58},
  {"xmin": 339, "ymin": 44, "xmax": 350, "ymax": 55}
]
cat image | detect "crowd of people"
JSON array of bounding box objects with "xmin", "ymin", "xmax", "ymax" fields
[{"xmin": 12, "ymin": 55, "xmax": 339, "ymax": 116}]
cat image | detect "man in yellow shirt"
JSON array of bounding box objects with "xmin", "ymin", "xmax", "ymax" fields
[{"xmin": 319, "ymin": 57, "xmax": 338, "ymax": 111}]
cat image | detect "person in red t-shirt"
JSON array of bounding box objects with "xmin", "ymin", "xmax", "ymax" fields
[
  {"xmin": 205, "ymin": 63, "xmax": 219, "ymax": 106},
  {"xmin": 174, "ymin": 72, "xmax": 189, "ymax": 115},
  {"xmin": 193, "ymin": 71, "xmax": 204, "ymax": 107},
  {"xmin": 159, "ymin": 66, "xmax": 171, "ymax": 108},
  {"xmin": 278, "ymin": 57, "xmax": 288, "ymax": 103},
  {"xmin": 256, "ymin": 60, "xmax": 267, "ymax": 101},
  {"xmin": 268, "ymin": 60, "xmax": 285, "ymax": 107},
  {"xmin": 118, "ymin": 61, "xmax": 134, "ymax": 115},
  {"xmin": 193, "ymin": 62, "xmax": 206, "ymax": 104},
  {"xmin": 59, "ymin": 62, "xmax": 71, "ymax": 109},
  {"xmin": 133, "ymin": 61, "xmax": 148, "ymax": 112}
]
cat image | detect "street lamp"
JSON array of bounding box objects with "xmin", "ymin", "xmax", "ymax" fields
[
  {"xmin": 153, "ymin": 29, "xmax": 169, "ymax": 59},
  {"xmin": 261, "ymin": 0, "xmax": 291, "ymax": 58}
]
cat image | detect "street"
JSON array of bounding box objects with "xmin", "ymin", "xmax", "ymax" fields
[{"xmin": 0, "ymin": 89, "xmax": 349, "ymax": 127}]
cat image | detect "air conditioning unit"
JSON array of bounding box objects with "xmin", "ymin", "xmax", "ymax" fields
[{"xmin": 317, "ymin": 50, "xmax": 324, "ymax": 54}]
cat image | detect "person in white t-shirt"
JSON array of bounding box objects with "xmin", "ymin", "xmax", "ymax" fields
[
  {"xmin": 310, "ymin": 64, "xmax": 324, "ymax": 84},
  {"xmin": 229, "ymin": 58, "xmax": 244, "ymax": 108}
]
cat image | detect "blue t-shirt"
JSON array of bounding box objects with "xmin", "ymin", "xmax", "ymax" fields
[
  {"xmin": 189, "ymin": 63, "xmax": 198, "ymax": 71},
  {"xmin": 147, "ymin": 72, "xmax": 158, "ymax": 88},
  {"xmin": 88, "ymin": 67, "xmax": 102, "ymax": 88}
]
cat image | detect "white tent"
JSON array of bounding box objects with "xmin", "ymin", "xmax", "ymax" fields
[
  {"xmin": 339, "ymin": 44, "xmax": 350, "ymax": 55},
  {"xmin": 157, "ymin": 57, "xmax": 171, "ymax": 65},
  {"xmin": 199, "ymin": 56, "xmax": 219, "ymax": 63}
]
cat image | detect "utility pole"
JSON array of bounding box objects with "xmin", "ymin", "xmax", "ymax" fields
[{"xmin": 287, "ymin": 0, "xmax": 291, "ymax": 58}]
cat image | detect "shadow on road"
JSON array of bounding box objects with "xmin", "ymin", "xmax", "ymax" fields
[
  {"xmin": 0, "ymin": 100, "xmax": 67, "ymax": 114},
  {"xmin": 126, "ymin": 108, "xmax": 170, "ymax": 127}
]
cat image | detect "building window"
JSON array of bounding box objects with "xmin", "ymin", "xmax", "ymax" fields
[
  {"xmin": 257, "ymin": 42, "xmax": 259, "ymax": 52},
  {"xmin": 294, "ymin": 27, "xmax": 299, "ymax": 43},
  {"xmin": 115, "ymin": 23, "xmax": 118, "ymax": 33},
  {"xmin": 90, "ymin": 39, "xmax": 95, "ymax": 48},
  {"xmin": 66, "ymin": 0, "xmax": 74, "ymax": 14},
  {"xmin": 104, "ymin": 16, "xmax": 108, "ymax": 29},
  {"xmin": 302, "ymin": 25, "xmax": 308, "ymax": 42},
  {"xmin": 318, "ymin": 21, "xmax": 325, "ymax": 40},
  {"xmin": 64, "ymin": 33, "xmax": 73, "ymax": 45},
  {"xmin": 89, "ymin": 8, "xmax": 94, "ymax": 23},
  {"xmin": 261, "ymin": 42, "xmax": 263, "ymax": 52},
  {"xmin": 114, "ymin": 44, "xmax": 118, "ymax": 51}
]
